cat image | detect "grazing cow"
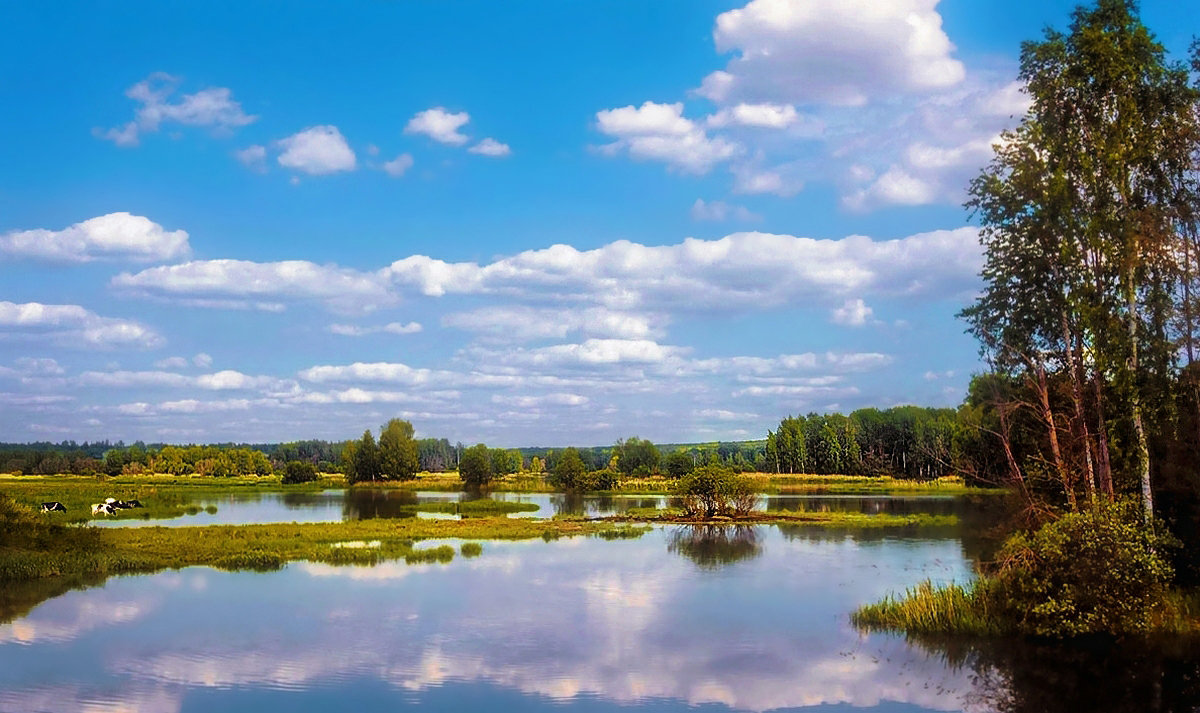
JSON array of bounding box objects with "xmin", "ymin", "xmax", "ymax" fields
[
  {"xmin": 124, "ymin": 499, "xmax": 144, "ymax": 508},
  {"xmin": 104, "ymin": 497, "xmax": 118, "ymax": 504},
  {"xmin": 40, "ymin": 502, "xmax": 66, "ymax": 513},
  {"xmin": 91, "ymin": 503, "xmax": 116, "ymax": 516}
]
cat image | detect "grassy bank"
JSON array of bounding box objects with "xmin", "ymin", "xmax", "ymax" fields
[
  {"xmin": 0, "ymin": 495, "xmax": 647, "ymax": 583},
  {"xmin": 609, "ymin": 508, "xmax": 958, "ymax": 528},
  {"xmin": 0, "ymin": 474, "xmax": 343, "ymax": 523}
]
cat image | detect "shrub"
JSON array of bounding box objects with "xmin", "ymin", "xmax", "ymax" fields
[
  {"xmin": 282, "ymin": 461, "xmax": 318, "ymax": 485},
  {"xmin": 673, "ymin": 465, "xmax": 756, "ymax": 518},
  {"xmin": 458, "ymin": 444, "xmax": 494, "ymax": 488},
  {"xmin": 989, "ymin": 500, "xmax": 1174, "ymax": 636},
  {"xmin": 664, "ymin": 451, "xmax": 694, "ymax": 479},
  {"xmin": 460, "ymin": 542, "xmax": 483, "ymax": 557},
  {"xmin": 549, "ymin": 447, "xmax": 587, "ymax": 490}
]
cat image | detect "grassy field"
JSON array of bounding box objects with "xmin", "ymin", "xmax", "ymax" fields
[{"xmin": 608, "ymin": 507, "xmax": 959, "ymax": 528}]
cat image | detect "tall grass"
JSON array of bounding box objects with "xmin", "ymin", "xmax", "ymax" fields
[{"xmin": 852, "ymin": 579, "xmax": 1005, "ymax": 636}]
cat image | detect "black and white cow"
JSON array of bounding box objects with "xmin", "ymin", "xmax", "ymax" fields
[
  {"xmin": 40, "ymin": 501, "xmax": 66, "ymax": 513},
  {"xmin": 91, "ymin": 502, "xmax": 117, "ymax": 516}
]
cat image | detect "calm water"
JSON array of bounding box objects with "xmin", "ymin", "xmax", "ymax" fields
[
  {"xmin": 7, "ymin": 504, "xmax": 1198, "ymax": 712},
  {"xmin": 93, "ymin": 490, "xmax": 964, "ymax": 527}
]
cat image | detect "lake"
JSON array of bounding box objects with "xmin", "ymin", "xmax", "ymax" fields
[
  {"xmin": 4, "ymin": 498, "xmax": 1197, "ymax": 712},
  {"xmin": 91, "ymin": 489, "xmax": 966, "ymax": 527}
]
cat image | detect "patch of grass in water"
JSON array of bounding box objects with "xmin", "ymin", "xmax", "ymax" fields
[
  {"xmin": 460, "ymin": 542, "xmax": 483, "ymax": 557},
  {"xmin": 852, "ymin": 579, "xmax": 1003, "ymax": 636}
]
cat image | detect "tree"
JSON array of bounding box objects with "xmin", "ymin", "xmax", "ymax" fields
[
  {"xmin": 282, "ymin": 461, "xmax": 318, "ymax": 485},
  {"xmin": 458, "ymin": 443, "xmax": 493, "ymax": 488},
  {"xmin": 664, "ymin": 450, "xmax": 694, "ymax": 479},
  {"xmin": 346, "ymin": 430, "xmax": 381, "ymax": 484},
  {"xmin": 614, "ymin": 437, "xmax": 661, "ymax": 476},
  {"xmin": 378, "ymin": 418, "xmax": 419, "ymax": 481},
  {"xmin": 550, "ymin": 447, "xmax": 587, "ymax": 490}
]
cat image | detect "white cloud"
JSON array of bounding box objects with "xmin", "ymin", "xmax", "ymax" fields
[
  {"xmin": 843, "ymin": 166, "xmax": 939, "ymax": 210},
  {"xmin": 328, "ymin": 322, "xmax": 423, "ymax": 337},
  {"xmin": 193, "ymin": 353, "xmax": 213, "ymax": 368},
  {"xmin": 382, "ymin": 153, "xmax": 414, "ymax": 177},
  {"xmin": 442, "ymin": 306, "xmax": 660, "ymax": 342},
  {"xmin": 697, "ymin": 0, "xmax": 964, "ymax": 106},
  {"xmin": 469, "ymin": 138, "xmax": 512, "ymax": 157},
  {"xmin": 706, "ymin": 103, "xmax": 800, "ymax": 129},
  {"xmin": 275, "ymin": 126, "xmax": 357, "ymax": 175},
  {"xmin": 0, "ymin": 301, "xmax": 163, "ymax": 349},
  {"xmin": 405, "ymin": 108, "xmax": 470, "ymax": 145},
  {"xmin": 235, "ymin": 144, "xmax": 267, "ymax": 172},
  {"xmin": 690, "ymin": 199, "xmax": 761, "ymax": 222},
  {"xmin": 387, "ymin": 228, "xmax": 982, "ymax": 312},
  {"xmin": 0, "ymin": 212, "xmax": 190, "ymax": 263},
  {"xmin": 153, "ymin": 356, "xmax": 189, "ymax": 370},
  {"xmin": 830, "ymin": 298, "xmax": 873, "ymax": 326},
  {"xmin": 112, "ymin": 259, "xmax": 395, "ymax": 314},
  {"xmin": 594, "ymin": 102, "xmax": 738, "ymax": 174},
  {"xmin": 97, "ymin": 72, "xmax": 256, "ymax": 146}
]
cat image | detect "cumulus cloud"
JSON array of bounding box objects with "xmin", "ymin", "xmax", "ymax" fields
[
  {"xmin": 0, "ymin": 301, "xmax": 163, "ymax": 349},
  {"xmin": 690, "ymin": 199, "xmax": 761, "ymax": 222},
  {"xmin": 442, "ymin": 306, "xmax": 661, "ymax": 342},
  {"xmin": 706, "ymin": 103, "xmax": 800, "ymax": 129},
  {"xmin": 0, "ymin": 212, "xmax": 190, "ymax": 263},
  {"xmin": 697, "ymin": 0, "xmax": 964, "ymax": 106},
  {"xmin": 328, "ymin": 322, "xmax": 423, "ymax": 337},
  {"xmin": 235, "ymin": 144, "xmax": 268, "ymax": 172},
  {"xmin": 387, "ymin": 228, "xmax": 982, "ymax": 311},
  {"xmin": 96, "ymin": 72, "xmax": 256, "ymax": 146},
  {"xmin": 594, "ymin": 102, "xmax": 738, "ymax": 174},
  {"xmin": 381, "ymin": 153, "xmax": 414, "ymax": 177},
  {"xmin": 405, "ymin": 108, "xmax": 471, "ymax": 145},
  {"xmin": 275, "ymin": 126, "xmax": 357, "ymax": 175},
  {"xmin": 469, "ymin": 138, "xmax": 512, "ymax": 157},
  {"xmin": 830, "ymin": 298, "xmax": 874, "ymax": 326},
  {"xmin": 112, "ymin": 259, "xmax": 395, "ymax": 314}
]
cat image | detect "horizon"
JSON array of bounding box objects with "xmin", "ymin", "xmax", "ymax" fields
[{"xmin": 2, "ymin": 0, "xmax": 1194, "ymax": 447}]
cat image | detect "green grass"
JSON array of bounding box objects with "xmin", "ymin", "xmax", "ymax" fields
[
  {"xmin": 606, "ymin": 508, "xmax": 958, "ymax": 528},
  {"xmin": 0, "ymin": 474, "xmax": 340, "ymax": 523},
  {"xmin": 405, "ymin": 499, "xmax": 539, "ymax": 515},
  {"xmin": 852, "ymin": 579, "xmax": 1004, "ymax": 636},
  {"xmin": 460, "ymin": 542, "xmax": 484, "ymax": 557}
]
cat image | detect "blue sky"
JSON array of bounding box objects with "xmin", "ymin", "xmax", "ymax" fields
[{"xmin": 0, "ymin": 0, "xmax": 1194, "ymax": 446}]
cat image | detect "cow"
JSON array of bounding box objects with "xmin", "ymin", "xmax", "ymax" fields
[
  {"xmin": 123, "ymin": 499, "xmax": 144, "ymax": 508},
  {"xmin": 40, "ymin": 502, "xmax": 66, "ymax": 513},
  {"xmin": 91, "ymin": 503, "xmax": 116, "ymax": 516}
]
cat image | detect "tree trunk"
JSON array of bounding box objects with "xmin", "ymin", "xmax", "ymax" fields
[
  {"xmin": 1031, "ymin": 362, "xmax": 1076, "ymax": 511},
  {"xmin": 1062, "ymin": 311, "xmax": 1097, "ymax": 505},
  {"xmin": 1126, "ymin": 266, "xmax": 1153, "ymax": 523},
  {"xmin": 1091, "ymin": 372, "xmax": 1115, "ymax": 496}
]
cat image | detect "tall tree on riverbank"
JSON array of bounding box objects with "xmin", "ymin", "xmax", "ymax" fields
[
  {"xmin": 962, "ymin": 0, "xmax": 1200, "ymax": 519},
  {"xmin": 378, "ymin": 419, "xmax": 419, "ymax": 481}
]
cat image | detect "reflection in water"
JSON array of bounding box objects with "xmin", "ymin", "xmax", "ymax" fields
[
  {"xmin": 340, "ymin": 489, "xmax": 420, "ymax": 519},
  {"xmin": 908, "ymin": 635, "xmax": 1200, "ymax": 713},
  {"xmin": 0, "ymin": 527, "xmax": 979, "ymax": 713},
  {"xmin": 667, "ymin": 525, "xmax": 762, "ymax": 569}
]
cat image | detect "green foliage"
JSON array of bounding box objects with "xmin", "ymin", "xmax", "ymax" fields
[
  {"xmin": 458, "ymin": 444, "xmax": 494, "ymax": 488},
  {"xmin": 856, "ymin": 501, "xmax": 1181, "ymax": 638},
  {"xmin": 614, "ymin": 437, "xmax": 660, "ymax": 476},
  {"xmin": 460, "ymin": 542, "xmax": 483, "ymax": 557},
  {"xmin": 378, "ymin": 419, "xmax": 419, "ymax": 481},
  {"xmin": 281, "ymin": 461, "xmax": 318, "ymax": 485},
  {"xmin": 549, "ymin": 447, "xmax": 587, "ymax": 490},
  {"xmin": 990, "ymin": 501, "xmax": 1175, "ymax": 636},
  {"xmin": 664, "ymin": 450, "xmax": 694, "ymax": 479},
  {"xmin": 673, "ymin": 465, "xmax": 756, "ymax": 518}
]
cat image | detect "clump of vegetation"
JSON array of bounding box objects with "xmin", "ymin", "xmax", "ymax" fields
[
  {"xmin": 282, "ymin": 461, "xmax": 318, "ymax": 485},
  {"xmin": 673, "ymin": 465, "xmax": 756, "ymax": 519},
  {"xmin": 856, "ymin": 502, "xmax": 1184, "ymax": 637},
  {"xmin": 460, "ymin": 542, "xmax": 483, "ymax": 557},
  {"xmin": 404, "ymin": 499, "xmax": 538, "ymax": 515},
  {"xmin": 458, "ymin": 443, "xmax": 494, "ymax": 488}
]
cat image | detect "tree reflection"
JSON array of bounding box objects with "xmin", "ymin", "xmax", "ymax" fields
[
  {"xmin": 341, "ymin": 489, "xmax": 419, "ymax": 520},
  {"xmin": 667, "ymin": 525, "xmax": 762, "ymax": 569},
  {"xmin": 902, "ymin": 634, "xmax": 1200, "ymax": 713}
]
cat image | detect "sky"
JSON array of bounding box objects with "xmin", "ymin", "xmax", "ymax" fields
[{"xmin": 0, "ymin": 0, "xmax": 1194, "ymax": 447}]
